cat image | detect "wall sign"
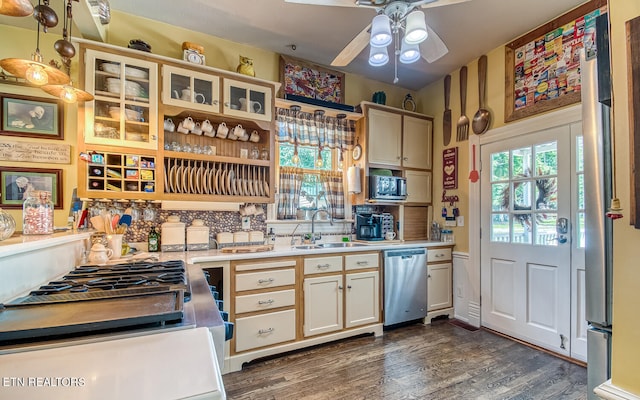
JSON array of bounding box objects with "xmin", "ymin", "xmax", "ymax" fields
[
  {"xmin": 443, "ymin": 147, "xmax": 458, "ymax": 189},
  {"xmin": 0, "ymin": 140, "xmax": 71, "ymax": 164},
  {"xmin": 504, "ymin": 0, "xmax": 607, "ymax": 122}
]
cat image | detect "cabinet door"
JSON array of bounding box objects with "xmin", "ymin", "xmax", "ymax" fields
[
  {"xmin": 223, "ymin": 78, "xmax": 272, "ymax": 122},
  {"xmin": 84, "ymin": 49, "xmax": 158, "ymax": 150},
  {"xmin": 427, "ymin": 263, "xmax": 452, "ymax": 311},
  {"xmin": 405, "ymin": 170, "xmax": 432, "ymax": 203},
  {"xmin": 162, "ymin": 65, "xmax": 220, "ymax": 113},
  {"xmin": 303, "ymin": 275, "xmax": 343, "ymax": 336},
  {"xmin": 367, "ymin": 108, "xmax": 401, "ymax": 166},
  {"xmin": 402, "ymin": 116, "xmax": 432, "ymax": 169},
  {"xmin": 345, "ymin": 271, "xmax": 380, "ymax": 328}
]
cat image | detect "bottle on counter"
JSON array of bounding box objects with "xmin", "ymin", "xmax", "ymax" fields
[
  {"xmin": 148, "ymin": 226, "xmax": 160, "ymax": 252},
  {"xmin": 22, "ymin": 190, "xmax": 54, "ymax": 235}
]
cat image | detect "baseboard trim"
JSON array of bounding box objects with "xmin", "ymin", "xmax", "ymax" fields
[
  {"xmin": 482, "ymin": 326, "xmax": 587, "ymax": 367},
  {"xmin": 595, "ymin": 380, "xmax": 640, "ymax": 400}
]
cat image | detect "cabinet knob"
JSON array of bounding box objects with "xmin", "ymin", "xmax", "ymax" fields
[
  {"xmin": 403, "ymin": 157, "xmax": 408, "ymax": 161},
  {"xmin": 347, "ymin": 285, "xmax": 352, "ymax": 289},
  {"xmin": 338, "ymin": 285, "xmax": 343, "ymax": 290},
  {"xmin": 428, "ymin": 274, "xmax": 431, "ymax": 278},
  {"xmin": 212, "ymin": 100, "xmax": 219, "ymax": 105}
]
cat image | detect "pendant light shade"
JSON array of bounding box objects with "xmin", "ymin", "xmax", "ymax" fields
[
  {"xmin": 370, "ymin": 14, "xmax": 392, "ymax": 47},
  {"xmin": 399, "ymin": 40, "xmax": 421, "ymax": 64},
  {"xmin": 0, "ymin": 56, "xmax": 70, "ymax": 86},
  {"xmin": 368, "ymin": 45, "xmax": 389, "ymax": 66},
  {"xmin": 404, "ymin": 10, "xmax": 428, "ymax": 45},
  {"xmin": 0, "ymin": 0, "xmax": 34, "ymax": 17},
  {"xmin": 41, "ymin": 83, "xmax": 94, "ymax": 103}
]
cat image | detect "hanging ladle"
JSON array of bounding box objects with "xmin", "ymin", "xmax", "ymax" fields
[
  {"xmin": 469, "ymin": 144, "xmax": 479, "ymax": 183},
  {"xmin": 472, "ymin": 55, "xmax": 491, "ymax": 135}
]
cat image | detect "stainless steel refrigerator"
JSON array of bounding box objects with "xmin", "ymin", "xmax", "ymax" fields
[{"xmin": 581, "ymin": 41, "xmax": 614, "ymax": 398}]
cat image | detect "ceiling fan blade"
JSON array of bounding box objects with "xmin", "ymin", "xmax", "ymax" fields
[
  {"xmin": 421, "ymin": 24, "xmax": 448, "ymax": 63},
  {"xmin": 331, "ymin": 23, "xmax": 371, "ymax": 67},
  {"xmin": 285, "ymin": 0, "xmax": 358, "ymax": 7},
  {"xmin": 421, "ymin": 0, "xmax": 471, "ymax": 8}
]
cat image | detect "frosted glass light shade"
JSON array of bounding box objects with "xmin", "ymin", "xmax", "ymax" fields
[
  {"xmin": 404, "ymin": 10, "xmax": 428, "ymax": 44},
  {"xmin": 368, "ymin": 45, "xmax": 389, "ymax": 66},
  {"xmin": 399, "ymin": 40, "xmax": 421, "ymax": 64},
  {"xmin": 370, "ymin": 14, "xmax": 392, "ymax": 47}
]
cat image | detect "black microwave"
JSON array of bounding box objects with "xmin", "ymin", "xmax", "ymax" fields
[{"xmin": 369, "ymin": 175, "xmax": 407, "ymax": 201}]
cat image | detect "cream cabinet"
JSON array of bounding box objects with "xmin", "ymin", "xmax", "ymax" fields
[
  {"xmin": 426, "ymin": 247, "xmax": 453, "ymax": 319},
  {"xmin": 83, "ymin": 48, "xmax": 158, "ymax": 150},
  {"xmin": 223, "ymin": 78, "xmax": 272, "ymax": 122},
  {"xmin": 405, "ymin": 170, "xmax": 432, "ymax": 204},
  {"xmin": 162, "ymin": 65, "xmax": 220, "ymax": 113},
  {"xmin": 402, "ymin": 115, "xmax": 432, "ymax": 169},
  {"xmin": 303, "ymin": 252, "xmax": 380, "ymax": 337},
  {"xmin": 231, "ymin": 258, "xmax": 297, "ymax": 353},
  {"xmin": 367, "ymin": 108, "xmax": 402, "ymax": 166}
]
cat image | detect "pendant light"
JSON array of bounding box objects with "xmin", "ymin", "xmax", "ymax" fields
[
  {"xmin": 403, "ymin": 10, "xmax": 428, "ymax": 44},
  {"xmin": 399, "ymin": 40, "xmax": 421, "ymax": 64},
  {"xmin": 0, "ymin": 0, "xmax": 70, "ymax": 86},
  {"xmin": 41, "ymin": 0, "xmax": 94, "ymax": 103},
  {"xmin": 370, "ymin": 14, "xmax": 392, "ymax": 47},
  {"xmin": 0, "ymin": 0, "xmax": 34, "ymax": 17}
]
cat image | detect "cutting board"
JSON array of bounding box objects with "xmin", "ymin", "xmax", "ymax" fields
[
  {"xmin": 443, "ymin": 74, "xmax": 452, "ymax": 146},
  {"xmin": 220, "ymin": 244, "xmax": 274, "ymax": 253}
]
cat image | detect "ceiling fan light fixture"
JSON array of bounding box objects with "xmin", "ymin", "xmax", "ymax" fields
[
  {"xmin": 404, "ymin": 10, "xmax": 428, "ymax": 44},
  {"xmin": 370, "ymin": 14, "xmax": 392, "ymax": 47},
  {"xmin": 399, "ymin": 40, "xmax": 421, "ymax": 64},
  {"xmin": 368, "ymin": 45, "xmax": 389, "ymax": 66}
]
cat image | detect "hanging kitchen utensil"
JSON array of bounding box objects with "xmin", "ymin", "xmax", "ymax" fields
[
  {"xmin": 469, "ymin": 144, "xmax": 479, "ymax": 183},
  {"xmin": 472, "ymin": 55, "xmax": 491, "ymax": 135},
  {"xmin": 443, "ymin": 74, "xmax": 452, "ymax": 146},
  {"xmin": 456, "ymin": 66, "xmax": 469, "ymax": 141}
]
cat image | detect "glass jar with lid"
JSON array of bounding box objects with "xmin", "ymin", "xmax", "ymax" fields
[
  {"xmin": 0, "ymin": 208, "xmax": 16, "ymax": 241},
  {"xmin": 22, "ymin": 190, "xmax": 54, "ymax": 235}
]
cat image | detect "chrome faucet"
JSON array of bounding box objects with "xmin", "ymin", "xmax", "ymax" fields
[
  {"xmin": 290, "ymin": 223, "xmax": 302, "ymax": 246},
  {"xmin": 310, "ymin": 209, "xmax": 333, "ymax": 244}
]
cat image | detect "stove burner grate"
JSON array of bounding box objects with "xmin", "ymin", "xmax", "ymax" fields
[{"xmin": 8, "ymin": 286, "xmax": 181, "ymax": 305}]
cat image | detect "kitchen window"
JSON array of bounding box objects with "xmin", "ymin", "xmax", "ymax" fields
[{"xmin": 279, "ymin": 143, "xmax": 334, "ymax": 211}]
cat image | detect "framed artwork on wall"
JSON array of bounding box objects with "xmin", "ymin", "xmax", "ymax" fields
[
  {"xmin": 279, "ymin": 55, "xmax": 345, "ymax": 104},
  {"xmin": 0, "ymin": 93, "xmax": 63, "ymax": 140},
  {"xmin": 0, "ymin": 166, "xmax": 63, "ymax": 208},
  {"xmin": 504, "ymin": 0, "xmax": 607, "ymax": 122}
]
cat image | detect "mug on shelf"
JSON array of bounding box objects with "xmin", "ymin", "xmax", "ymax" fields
[
  {"xmin": 192, "ymin": 122, "xmax": 203, "ymax": 135},
  {"xmin": 163, "ymin": 118, "xmax": 175, "ymax": 132},
  {"xmin": 176, "ymin": 121, "xmax": 190, "ymax": 134},
  {"xmin": 216, "ymin": 122, "xmax": 229, "ymax": 138},
  {"xmin": 182, "ymin": 116, "xmax": 195, "ymax": 131},
  {"xmin": 201, "ymin": 119, "xmax": 214, "ymax": 136},
  {"xmin": 233, "ymin": 124, "xmax": 246, "ymax": 140},
  {"xmin": 249, "ymin": 130, "xmax": 260, "ymax": 143},
  {"xmin": 384, "ymin": 231, "xmax": 397, "ymax": 241}
]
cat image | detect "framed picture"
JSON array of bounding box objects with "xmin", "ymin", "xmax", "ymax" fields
[
  {"xmin": 0, "ymin": 167, "xmax": 63, "ymax": 208},
  {"xmin": 504, "ymin": 0, "xmax": 606, "ymax": 122},
  {"xmin": 1, "ymin": 93, "xmax": 63, "ymax": 139},
  {"xmin": 279, "ymin": 55, "xmax": 345, "ymax": 104}
]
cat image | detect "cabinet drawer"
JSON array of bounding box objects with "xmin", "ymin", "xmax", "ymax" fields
[
  {"xmin": 428, "ymin": 247, "xmax": 452, "ymax": 262},
  {"xmin": 235, "ymin": 269, "xmax": 295, "ymax": 292},
  {"xmin": 344, "ymin": 252, "xmax": 379, "ymax": 270},
  {"xmin": 235, "ymin": 289, "xmax": 295, "ymax": 314},
  {"xmin": 304, "ymin": 255, "xmax": 343, "ymax": 275},
  {"xmin": 235, "ymin": 309, "xmax": 296, "ymax": 352}
]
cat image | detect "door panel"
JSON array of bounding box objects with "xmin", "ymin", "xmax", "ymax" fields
[{"xmin": 481, "ymin": 125, "xmax": 572, "ymax": 356}]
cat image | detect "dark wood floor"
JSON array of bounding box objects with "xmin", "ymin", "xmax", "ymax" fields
[{"xmin": 223, "ymin": 320, "xmax": 587, "ymax": 400}]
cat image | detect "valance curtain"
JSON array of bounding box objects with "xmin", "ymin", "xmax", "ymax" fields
[
  {"xmin": 277, "ymin": 167, "xmax": 303, "ymax": 219},
  {"xmin": 320, "ymin": 171, "xmax": 345, "ymax": 219},
  {"xmin": 275, "ymin": 107, "xmax": 356, "ymax": 150}
]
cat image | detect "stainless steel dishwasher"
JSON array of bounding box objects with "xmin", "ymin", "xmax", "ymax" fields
[{"xmin": 383, "ymin": 248, "xmax": 428, "ymax": 326}]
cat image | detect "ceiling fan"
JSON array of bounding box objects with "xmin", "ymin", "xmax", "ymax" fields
[{"xmin": 285, "ymin": 0, "xmax": 470, "ymax": 82}]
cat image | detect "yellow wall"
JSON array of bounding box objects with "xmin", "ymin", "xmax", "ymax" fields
[{"xmin": 418, "ymin": 0, "xmax": 640, "ymax": 394}]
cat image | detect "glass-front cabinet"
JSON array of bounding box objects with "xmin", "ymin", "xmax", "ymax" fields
[
  {"xmin": 162, "ymin": 65, "xmax": 220, "ymax": 113},
  {"xmin": 223, "ymin": 78, "xmax": 272, "ymax": 122},
  {"xmin": 83, "ymin": 49, "xmax": 158, "ymax": 150}
]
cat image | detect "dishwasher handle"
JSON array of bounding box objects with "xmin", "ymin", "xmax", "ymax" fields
[{"xmin": 384, "ymin": 248, "xmax": 426, "ymax": 258}]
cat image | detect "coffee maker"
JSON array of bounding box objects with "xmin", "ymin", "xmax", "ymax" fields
[{"xmin": 355, "ymin": 212, "xmax": 383, "ymax": 241}]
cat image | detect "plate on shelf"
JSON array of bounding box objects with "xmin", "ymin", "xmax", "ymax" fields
[
  {"xmin": 164, "ymin": 160, "xmax": 170, "ymax": 193},
  {"xmin": 227, "ymin": 167, "xmax": 234, "ymax": 196},
  {"xmin": 174, "ymin": 164, "xmax": 183, "ymax": 194},
  {"xmin": 182, "ymin": 164, "xmax": 190, "ymax": 194},
  {"xmin": 202, "ymin": 163, "xmax": 210, "ymax": 194},
  {"xmin": 219, "ymin": 168, "xmax": 227, "ymax": 196}
]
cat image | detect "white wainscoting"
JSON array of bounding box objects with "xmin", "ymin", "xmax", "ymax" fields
[{"xmin": 452, "ymin": 251, "xmax": 480, "ymax": 327}]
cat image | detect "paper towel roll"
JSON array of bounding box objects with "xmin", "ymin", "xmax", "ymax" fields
[{"xmin": 347, "ymin": 166, "xmax": 361, "ymax": 194}]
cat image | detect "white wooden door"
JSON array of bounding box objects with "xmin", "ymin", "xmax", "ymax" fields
[
  {"xmin": 480, "ymin": 125, "xmax": 576, "ymax": 356},
  {"xmin": 345, "ymin": 271, "xmax": 379, "ymax": 328},
  {"xmin": 428, "ymin": 263, "xmax": 452, "ymax": 311},
  {"xmin": 367, "ymin": 108, "xmax": 401, "ymax": 165},
  {"xmin": 303, "ymin": 275, "xmax": 343, "ymax": 336},
  {"xmin": 402, "ymin": 116, "xmax": 432, "ymax": 169}
]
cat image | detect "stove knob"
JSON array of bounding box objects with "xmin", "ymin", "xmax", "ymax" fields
[
  {"xmin": 220, "ymin": 310, "xmax": 228, "ymax": 322},
  {"xmin": 224, "ymin": 322, "xmax": 234, "ymax": 341},
  {"xmin": 216, "ymin": 300, "xmax": 224, "ymax": 311}
]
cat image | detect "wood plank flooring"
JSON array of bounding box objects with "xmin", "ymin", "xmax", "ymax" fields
[{"xmin": 223, "ymin": 320, "xmax": 587, "ymax": 400}]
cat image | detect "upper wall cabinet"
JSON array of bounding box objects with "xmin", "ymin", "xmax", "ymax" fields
[
  {"xmin": 402, "ymin": 115, "xmax": 432, "ymax": 170},
  {"xmin": 223, "ymin": 78, "xmax": 272, "ymax": 122},
  {"xmin": 83, "ymin": 49, "xmax": 159, "ymax": 150},
  {"xmin": 162, "ymin": 65, "xmax": 221, "ymax": 113}
]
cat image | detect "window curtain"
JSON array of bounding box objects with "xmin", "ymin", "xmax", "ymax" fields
[
  {"xmin": 277, "ymin": 167, "xmax": 303, "ymax": 219},
  {"xmin": 320, "ymin": 171, "xmax": 345, "ymax": 219},
  {"xmin": 276, "ymin": 107, "xmax": 355, "ymax": 150}
]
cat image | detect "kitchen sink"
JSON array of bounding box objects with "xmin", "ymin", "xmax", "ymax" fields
[
  {"xmin": 318, "ymin": 242, "xmax": 369, "ymax": 248},
  {"xmin": 293, "ymin": 245, "xmax": 322, "ymax": 250}
]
